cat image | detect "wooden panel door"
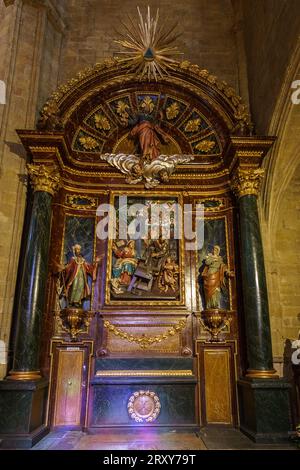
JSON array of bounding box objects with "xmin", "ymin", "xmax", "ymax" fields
[
  {"xmin": 53, "ymin": 349, "xmax": 84, "ymax": 426},
  {"xmin": 203, "ymin": 348, "xmax": 232, "ymax": 424},
  {"xmin": 197, "ymin": 341, "xmax": 238, "ymax": 426}
]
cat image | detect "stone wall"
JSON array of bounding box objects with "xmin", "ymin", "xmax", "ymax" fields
[
  {"xmin": 242, "ymin": 0, "xmax": 300, "ymax": 134},
  {"xmin": 58, "ymin": 0, "xmax": 240, "ymax": 91},
  {"xmin": 264, "ymin": 162, "xmax": 300, "ymax": 366},
  {"xmin": 258, "ymin": 37, "xmax": 300, "ymax": 372},
  {"xmin": 275, "ymin": 163, "xmax": 300, "ymax": 344}
]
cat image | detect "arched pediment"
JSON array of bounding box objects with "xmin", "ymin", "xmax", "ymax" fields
[
  {"xmin": 37, "ymin": 58, "xmax": 250, "ymax": 166},
  {"xmin": 18, "ymin": 57, "xmax": 273, "ymax": 193}
]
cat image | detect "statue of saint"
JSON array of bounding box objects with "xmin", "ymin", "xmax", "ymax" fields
[
  {"xmin": 57, "ymin": 244, "xmax": 102, "ymax": 308},
  {"xmin": 130, "ymin": 112, "xmax": 169, "ymax": 162},
  {"xmin": 158, "ymin": 257, "xmax": 179, "ymax": 293},
  {"xmin": 201, "ymin": 245, "xmax": 233, "ymax": 309},
  {"xmin": 110, "ymin": 240, "xmax": 138, "ymax": 294}
]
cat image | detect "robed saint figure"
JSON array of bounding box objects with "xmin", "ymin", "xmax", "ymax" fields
[{"xmin": 57, "ymin": 244, "xmax": 102, "ymax": 308}]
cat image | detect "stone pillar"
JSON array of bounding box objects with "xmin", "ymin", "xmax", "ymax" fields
[
  {"xmin": 7, "ymin": 165, "xmax": 60, "ymax": 380},
  {"xmin": 231, "ymin": 168, "xmax": 275, "ymax": 378},
  {"xmin": 231, "ymin": 167, "xmax": 291, "ymax": 442}
]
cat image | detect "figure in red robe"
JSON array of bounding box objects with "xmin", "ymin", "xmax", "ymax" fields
[
  {"xmin": 58, "ymin": 244, "xmax": 102, "ymax": 308},
  {"xmin": 130, "ymin": 117, "xmax": 169, "ymax": 161}
]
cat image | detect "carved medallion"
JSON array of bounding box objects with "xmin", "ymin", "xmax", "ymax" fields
[{"xmin": 127, "ymin": 390, "xmax": 161, "ymax": 423}]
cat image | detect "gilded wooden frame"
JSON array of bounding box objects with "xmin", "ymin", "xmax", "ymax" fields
[{"xmin": 105, "ymin": 190, "xmax": 185, "ymax": 306}]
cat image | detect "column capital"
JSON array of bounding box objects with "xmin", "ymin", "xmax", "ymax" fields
[
  {"xmin": 27, "ymin": 164, "xmax": 61, "ymax": 196},
  {"xmin": 231, "ymin": 167, "xmax": 264, "ymax": 198}
]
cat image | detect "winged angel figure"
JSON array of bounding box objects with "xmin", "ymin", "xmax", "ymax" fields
[{"xmin": 100, "ymin": 153, "xmax": 194, "ymax": 188}]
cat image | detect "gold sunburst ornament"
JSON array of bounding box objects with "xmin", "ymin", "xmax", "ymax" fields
[{"xmin": 115, "ymin": 6, "xmax": 183, "ymax": 81}]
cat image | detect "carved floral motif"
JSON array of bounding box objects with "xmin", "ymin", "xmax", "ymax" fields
[
  {"xmin": 194, "ymin": 140, "xmax": 215, "ymax": 153},
  {"xmin": 166, "ymin": 102, "xmax": 180, "ymax": 120},
  {"xmin": 94, "ymin": 114, "xmax": 111, "ymax": 131},
  {"xmin": 116, "ymin": 100, "xmax": 130, "ymax": 125},
  {"xmin": 185, "ymin": 118, "xmax": 201, "ymax": 133},
  {"xmin": 78, "ymin": 135, "xmax": 99, "ymax": 150}
]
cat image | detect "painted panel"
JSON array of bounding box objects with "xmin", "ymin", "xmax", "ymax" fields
[{"xmin": 53, "ymin": 350, "xmax": 84, "ymax": 426}]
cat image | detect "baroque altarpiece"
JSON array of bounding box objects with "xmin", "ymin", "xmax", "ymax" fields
[{"xmin": 0, "ymin": 25, "xmax": 292, "ymax": 446}]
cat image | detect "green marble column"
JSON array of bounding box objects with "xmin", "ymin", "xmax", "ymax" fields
[
  {"xmin": 238, "ymin": 194, "xmax": 274, "ymax": 374},
  {"xmin": 8, "ymin": 165, "xmax": 60, "ymax": 380},
  {"xmin": 232, "ymin": 168, "xmax": 276, "ymax": 377}
]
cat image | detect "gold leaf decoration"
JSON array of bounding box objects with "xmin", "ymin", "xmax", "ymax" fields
[
  {"xmin": 41, "ymin": 57, "xmax": 250, "ymax": 128},
  {"xmin": 195, "ymin": 140, "xmax": 215, "ymax": 153},
  {"xmin": 141, "ymin": 96, "xmax": 154, "ymax": 114},
  {"xmin": 94, "ymin": 114, "xmax": 111, "ymax": 131},
  {"xmin": 184, "ymin": 118, "xmax": 201, "ymax": 132},
  {"xmin": 79, "ymin": 135, "xmax": 99, "ymax": 150},
  {"xmin": 166, "ymin": 102, "xmax": 180, "ymax": 120},
  {"xmin": 104, "ymin": 319, "xmax": 186, "ymax": 349},
  {"xmin": 116, "ymin": 100, "xmax": 130, "ymax": 124},
  {"xmin": 114, "ymin": 6, "xmax": 183, "ymax": 81}
]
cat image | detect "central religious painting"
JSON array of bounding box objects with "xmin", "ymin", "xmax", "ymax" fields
[{"xmin": 105, "ymin": 194, "xmax": 183, "ymax": 304}]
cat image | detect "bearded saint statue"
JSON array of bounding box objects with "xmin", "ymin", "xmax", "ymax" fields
[{"xmin": 201, "ymin": 245, "xmax": 233, "ymax": 309}]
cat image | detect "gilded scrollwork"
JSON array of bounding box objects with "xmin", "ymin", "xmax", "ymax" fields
[
  {"xmin": 39, "ymin": 56, "xmax": 250, "ymax": 132},
  {"xmin": 36, "ymin": 100, "xmax": 63, "ymax": 131}
]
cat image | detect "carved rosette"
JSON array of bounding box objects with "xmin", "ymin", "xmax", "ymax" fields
[
  {"xmin": 127, "ymin": 390, "xmax": 161, "ymax": 423},
  {"xmin": 27, "ymin": 164, "xmax": 61, "ymax": 196},
  {"xmin": 231, "ymin": 168, "xmax": 264, "ymax": 198}
]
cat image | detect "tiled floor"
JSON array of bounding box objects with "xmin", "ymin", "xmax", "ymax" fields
[{"xmin": 32, "ymin": 428, "xmax": 296, "ymax": 451}]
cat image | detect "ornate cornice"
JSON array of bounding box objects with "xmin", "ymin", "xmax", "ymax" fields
[
  {"xmin": 231, "ymin": 168, "xmax": 264, "ymax": 198},
  {"xmin": 27, "ymin": 164, "xmax": 61, "ymax": 196}
]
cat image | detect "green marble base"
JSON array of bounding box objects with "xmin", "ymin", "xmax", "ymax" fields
[
  {"xmin": 90, "ymin": 381, "xmax": 197, "ymax": 428},
  {"xmin": 92, "ymin": 358, "xmax": 197, "ymax": 428},
  {"xmin": 0, "ymin": 378, "xmax": 49, "ymax": 449},
  {"xmin": 238, "ymin": 378, "xmax": 292, "ymax": 442}
]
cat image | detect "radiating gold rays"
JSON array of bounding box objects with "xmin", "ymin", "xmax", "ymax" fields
[{"xmin": 114, "ymin": 6, "xmax": 183, "ymax": 81}]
